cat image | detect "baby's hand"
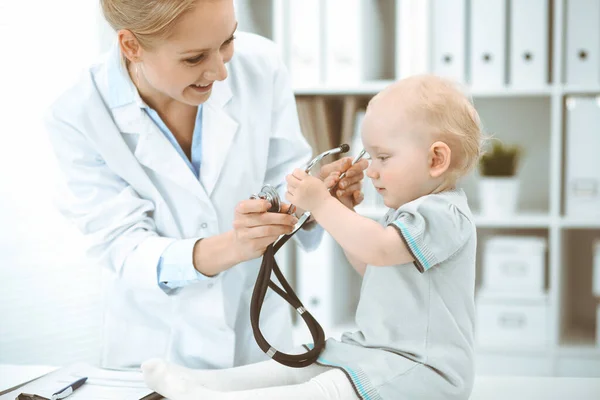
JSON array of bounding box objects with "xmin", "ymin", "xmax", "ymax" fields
[{"xmin": 285, "ymin": 169, "xmax": 331, "ymax": 212}]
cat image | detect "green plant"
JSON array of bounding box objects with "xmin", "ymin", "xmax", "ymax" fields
[{"xmin": 479, "ymin": 140, "xmax": 522, "ymax": 177}]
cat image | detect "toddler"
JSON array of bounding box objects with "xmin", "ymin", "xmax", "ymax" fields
[{"xmin": 142, "ymin": 74, "xmax": 482, "ymax": 399}]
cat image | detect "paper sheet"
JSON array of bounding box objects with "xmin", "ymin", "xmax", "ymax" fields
[{"xmin": 0, "ymin": 363, "xmax": 155, "ymax": 400}]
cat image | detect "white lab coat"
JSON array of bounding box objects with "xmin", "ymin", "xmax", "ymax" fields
[{"xmin": 45, "ymin": 33, "xmax": 319, "ymax": 369}]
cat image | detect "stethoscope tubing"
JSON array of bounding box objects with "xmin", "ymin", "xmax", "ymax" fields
[{"xmin": 251, "ymin": 144, "xmax": 365, "ymax": 367}]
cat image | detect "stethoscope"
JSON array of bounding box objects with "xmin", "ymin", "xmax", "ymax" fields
[{"xmin": 249, "ymin": 144, "xmax": 367, "ymax": 368}]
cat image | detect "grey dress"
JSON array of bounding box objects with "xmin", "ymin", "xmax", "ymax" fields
[{"xmin": 304, "ymin": 189, "xmax": 477, "ymax": 399}]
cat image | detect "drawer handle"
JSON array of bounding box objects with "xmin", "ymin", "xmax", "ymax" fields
[{"xmin": 499, "ymin": 313, "xmax": 525, "ymax": 328}]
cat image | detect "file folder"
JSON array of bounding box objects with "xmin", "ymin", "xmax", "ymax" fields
[
  {"xmin": 509, "ymin": 0, "xmax": 549, "ymax": 88},
  {"xmin": 287, "ymin": 0, "xmax": 323, "ymax": 87},
  {"xmin": 431, "ymin": 0, "xmax": 467, "ymax": 83},
  {"xmin": 470, "ymin": 0, "xmax": 507, "ymax": 88},
  {"xmin": 565, "ymin": 0, "xmax": 600, "ymax": 85}
]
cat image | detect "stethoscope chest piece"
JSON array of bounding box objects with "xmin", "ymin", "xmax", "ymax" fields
[{"xmin": 250, "ymin": 185, "xmax": 282, "ymax": 213}]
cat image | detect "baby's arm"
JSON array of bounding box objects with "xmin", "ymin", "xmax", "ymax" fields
[
  {"xmin": 343, "ymin": 249, "xmax": 367, "ymax": 276},
  {"xmin": 312, "ymin": 197, "xmax": 415, "ymax": 266}
]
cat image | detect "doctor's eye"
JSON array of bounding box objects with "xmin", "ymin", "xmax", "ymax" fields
[{"xmin": 184, "ymin": 54, "xmax": 206, "ymax": 65}]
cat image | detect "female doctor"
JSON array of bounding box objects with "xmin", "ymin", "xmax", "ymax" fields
[{"xmin": 45, "ymin": 0, "xmax": 368, "ymax": 369}]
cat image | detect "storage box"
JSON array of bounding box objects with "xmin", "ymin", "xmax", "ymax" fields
[
  {"xmin": 476, "ymin": 290, "xmax": 549, "ymax": 348},
  {"xmin": 482, "ymin": 236, "xmax": 547, "ymax": 295},
  {"xmin": 597, "ymin": 304, "xmax": 600, "ymax": 347}
]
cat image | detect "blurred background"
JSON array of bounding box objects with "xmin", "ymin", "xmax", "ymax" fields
[{"xmin": 1, "ymin": 0, "xmax": 599, "ymax": 379}]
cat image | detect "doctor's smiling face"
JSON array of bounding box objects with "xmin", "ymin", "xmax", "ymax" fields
[{"xmin": 110, "ymin": 0, "xmax": 236, "ymax": 108}]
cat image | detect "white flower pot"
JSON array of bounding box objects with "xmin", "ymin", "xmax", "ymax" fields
[{"xmin": 479, "ymin": 177, "xmax": 520, "ymax": 217}]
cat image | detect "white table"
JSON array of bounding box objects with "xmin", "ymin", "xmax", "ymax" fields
[
  {"xmin": 0, "ymin": 364, "xmax": 57, "ymax": 394},
  {"xmin": 2, "ymin": 365, "xmax": 600, "ymax": 399},
  {"xmin": 470, "ymin": 376, "xmax": 600, "ymax": 400}
]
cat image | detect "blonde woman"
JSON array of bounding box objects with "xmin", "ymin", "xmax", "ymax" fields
[{"xmin": 45, "ymin": 0, "xmax": 368, "ymax": 369}]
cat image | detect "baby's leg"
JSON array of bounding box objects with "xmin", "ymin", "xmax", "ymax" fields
[
  {"xmin": 143, "ymin": 360, "xmax": 359, "ymax": 400},
  {"xmin": 142, "ymin": 356, "xmax": 331, "ymax": 391}
]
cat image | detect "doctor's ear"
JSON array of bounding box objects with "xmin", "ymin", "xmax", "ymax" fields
[
  {"xmin": 428, "ymin": 141, "xmax": 452, "ymax": 178},
  {"xmin": 118, "ymin": 29, "xmax": 143, "ymax": 63}
]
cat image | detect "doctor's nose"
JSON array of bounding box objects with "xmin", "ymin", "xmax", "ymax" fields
[{"xmin": 203, "ymin": 54, "xmax": 228, "ymax": 82}]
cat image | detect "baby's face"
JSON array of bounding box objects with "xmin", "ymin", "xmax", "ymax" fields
[{"xmin": 361, "ymin": 102, "xmax": 432, "ymax": 209}]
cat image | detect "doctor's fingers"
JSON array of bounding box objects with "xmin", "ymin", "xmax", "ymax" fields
[
  {"xmin": 233, "ymin": 211, "xmax": 297, "ymax": 230},
  {"xmin": 319, "ymin": 157, "xmax": 351, "ymax": 180},
  {"xmin": 235, "ymin": 199, "xmax": 272, "ymax": 215},
  {"xmin": 323, "ymin": 172, "xmax": 341, "ymax": 189},
  {"xmin": 335, "ymin": 181, "xmax": 362, "ymax": 199},
  {"xmin": 338, "ymin": 160, "xmax": 368, "ymax": 188},
  {"xmin": 239, "ymin": 224, "xmax": 295, "ymax": 240},
  {"xmin": 352, "ymin": 190, "xmax": 365, "ymax": 206}
]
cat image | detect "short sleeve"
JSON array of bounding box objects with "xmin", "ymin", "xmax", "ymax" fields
[{"xmin": 388, "ymin": 195, "xmax": 473, "ymax": 273}]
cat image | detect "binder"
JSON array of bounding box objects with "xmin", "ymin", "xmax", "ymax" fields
[
  {"xmin": 565, "ymin": 0, "xmax": 600, "ymax": 85},
  {"xmin": 431, "ymin": 0, "xmax": 467, "ymax": 83},
  {"xmin": 397, "ymin": 0, "xmax": 430, "ymax": 78},
  {"xmin": 509, "ymin": 0, "xmax": 549, "ymax": 88},
  {"xmin": 286, "ymin": 0, "xmax": 323, "ymax": 87},
  {"xmin": 593, "ymin": 240, "xmax": 600, "ymax": 297},
  {"xmin": 233, "ymin": 0, "xmax": 272, "ymax": 39},
  {"xmin": 564, "ymin": 96, "xmax": 600, "ymax": 218},
  {"xmin": 470, "ymin": 0, "xmax": 507, "ymax": 88},
  {"xmin": 324, "ymin": 0, "xmax": 391, "ymax": 84}
]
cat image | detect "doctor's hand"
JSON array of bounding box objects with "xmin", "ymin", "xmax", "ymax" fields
[
  {"xmin": 285, "ymin": 169, "xmax": 331, "ymax": 212},
  {"xmin": 231, "ymin": 199, "xmax": 299, "ymax": 262},
  {"xmin": 320, "ymin": 157, "xmax": 369, "ymax": 209}
]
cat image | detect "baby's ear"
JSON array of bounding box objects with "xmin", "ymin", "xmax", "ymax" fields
[{"xmin": 428, "ymin": 141, "xmax": 452, "ymax": 178}]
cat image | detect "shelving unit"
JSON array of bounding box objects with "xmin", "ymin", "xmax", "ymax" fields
[{"xmin": 236, "ymin": 0, "xmax": 600, "ymax": 377}]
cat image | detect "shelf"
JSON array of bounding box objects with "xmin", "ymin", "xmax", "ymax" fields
[
  {"xmin": 470, "ymin": 86, "xmax": 553, "ymax": 98},
  {"xmin": 293, "ymin": 80, "xmax": 394, "ymax": 95},
  {"xmin": 561, "ymin": 218, "xmax": 600, "ymax": 229},
  {"xmin": 294, "ymin": 82, "xmax": 554, "ymax": 97},
  {"xmin": 562, "ymin": 86, "xmax": 600, "ymax": 96}
]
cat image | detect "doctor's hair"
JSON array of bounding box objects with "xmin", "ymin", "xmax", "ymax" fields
[
  {"xmin": 100, "ymin": 0, "xmax": 197, "ymax": 50},
  {"xmin": 397, "ymin": 74, "xmax": 485, "ymax": 182}
]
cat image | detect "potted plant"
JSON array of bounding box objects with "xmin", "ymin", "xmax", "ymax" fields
[{"xmin": 478, "ymin": 140, "xmax": 523, "ymax": 216}]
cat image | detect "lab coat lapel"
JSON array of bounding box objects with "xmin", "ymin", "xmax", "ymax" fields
[
  {"xmin": 112, "ymin": 103, "xmax": 208, "ymax": 200},
  {"xmin": 201, "ymin": 79, "xmax": 238, "ymax": 196}
]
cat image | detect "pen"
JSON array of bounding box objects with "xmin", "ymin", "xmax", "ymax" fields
[{"xmin": 51, "ymin": 377, "xmax": 87, "ymax": 400}]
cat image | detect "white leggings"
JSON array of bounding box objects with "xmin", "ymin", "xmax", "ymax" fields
[{"xmin": 142, "ymin": 355, "xmax": 361, "ymax": 400}]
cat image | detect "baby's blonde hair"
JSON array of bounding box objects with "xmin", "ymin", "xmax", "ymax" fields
[
  {"xmin": 393, "ymin": 74, "xmax": 484, "ymax": 182},
  {"xmin": 100, "ymin": 0, "xmax": 197, "ymax": 50}
]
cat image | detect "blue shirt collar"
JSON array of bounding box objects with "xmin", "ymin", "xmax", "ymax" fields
[{"xmin": 105, "ymin": 41, "xmax": 148, "ymax": 109}]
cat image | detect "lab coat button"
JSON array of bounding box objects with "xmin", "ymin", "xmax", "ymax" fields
[
  {"xmin": 207, "ymin": 283, "xmax": 214, "ymax": 289},
  {"xmin": 201, "ymin": 223, "xmax": 208, "ymax": 229}
]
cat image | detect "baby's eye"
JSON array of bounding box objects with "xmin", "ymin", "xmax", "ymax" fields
[{"xmin": 377, "ymin": 156, "xmax": 389, "ymax": 162}]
